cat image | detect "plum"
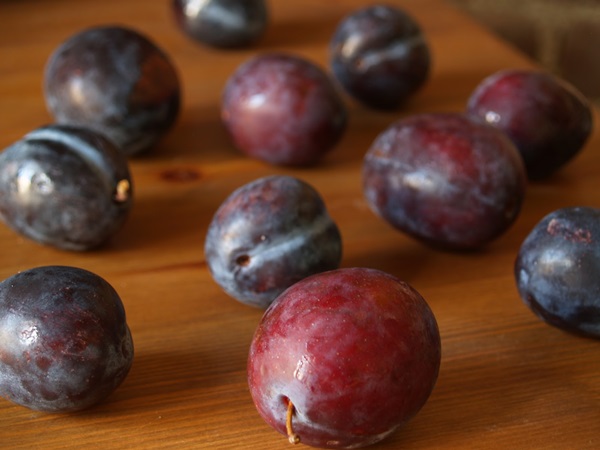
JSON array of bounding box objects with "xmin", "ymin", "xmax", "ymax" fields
[
  {"xmin": 221, "ymin": 53, "xmax": 348, "ymax": 166},
  {"xmin": 515, "ymin": 207, "xmax": 600, "ymax": 338},
  {"xmin": 0, "ymin": 124, "xmax": 133, "ymax": 251},
  {"xmin": 362, "ymin": 112, "xmax": 527, "ymax": 250},
  {"xmin": 248, "ymin": 267, "xmax": 441, "ymax": 449},
  {"xmin": 204, "ymin": 175, "xmax": 342, "ymax": 309},
  {"xmin": 329, "ymin": 4, "xmax": 431, "ymax": 110},
  {"xmin": 44, "ymin": 25, "xmax": 181, "ymax": 156},
  {"xmin": 0, "ymin": 266, "xmax": 134, "ymax": 412},
  {"xmin": 172, "ymin": 0, "xmax": 268, "ymax": 48},
  {"xmin": 466, "ymin": 69, "xmax": 593, "ymax": 180}
]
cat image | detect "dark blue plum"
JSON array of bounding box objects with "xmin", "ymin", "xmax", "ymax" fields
[
  {"xmin": 44, "ymin": 25, "xmax": 181, "ymax": 156},
  {"xmin": 0, "ymin": 125, "xmax": 133, "ymax": 251},
  {"xmin": 204, "ymin": 175, "xmax": 342, "ymax": 309},
  {"xmin": 0, "ymin": 266, "xmax": 134, "ymax": 412},
  {"xmin": 172, "ymin": 0, "xmax": 268, "ymax": 49},
  {"xmin": 515, "ymin": 207, "xmax": 600, "ymax": 338},
  {"xmin": 329, "ymin": 4, "xmax": 431, "ymax": 110}
]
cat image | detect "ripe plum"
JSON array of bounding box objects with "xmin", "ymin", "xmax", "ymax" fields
[
  {"xmin": 466, "ymin": 69, "xmax": 593, "ymax": 180},
  {"xmin": 329, "ymin": 4, "xmax": 431, "ymax": 110},
  {"xmin": 204, "ymin": 175, "xmax": 342, "ymax": 309},
  {"xmin": 44, "ymin": 25, "xmax": 181, "ymax": 156},
  {"xmin": 172, "ymin": 0, "xmax": 268, "ymax": 48},
  {"xmin": 0, "ymin": 266, "xmax": 134, "ymax": 412},
  {"xmin": 221, "ymin": 53, "xmax": 347, "ymax": 166},
  {"xmin": 0, "ymin": 125, "xmax": 133, "ymax": 251},
  {"xmin": 362, "ymin": 113, "xmax": 527, "ymax": 250},
  {"xmin": 515, "ymin": 206, "xmax": 600, "ymax": 338},
  {"xmin": 248, "ymin": 267, "xmax": 441, "ymax": 449}
]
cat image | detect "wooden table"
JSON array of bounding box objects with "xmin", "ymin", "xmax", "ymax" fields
[{"xmin": 1, "ymin": 0, "xmax": 598, "ymax": 448}]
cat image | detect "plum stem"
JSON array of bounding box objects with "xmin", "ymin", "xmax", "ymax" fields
[
  {"xmin": 114, "ymin": 179, "xmax": 130, "ymax": 203},
  {"xmin": 286, "ymin": 399, "xmax": 300, "ymax": 445}
]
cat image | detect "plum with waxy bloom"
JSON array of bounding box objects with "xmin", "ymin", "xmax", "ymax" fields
[
  {"xmin": 205, "ymin": 175, "xmax": 342, "ymax": 309},
  {"xmin": 515, "ymin": 206, "xmax": 600, "ymax": 338},
  {"xmin": 44, "ymin": 25, "xmax": 180, "ymax": 156},
  {"xmin": 0, "ymin": 266, "xmax": 133, "ymax": 412}
]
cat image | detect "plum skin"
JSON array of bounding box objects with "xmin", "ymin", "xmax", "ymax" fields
[
  {"xmin": 172, "ymin": 0, "xmax": 268, "ymax": 48},
  {"xmin": 363, "ymin": 112, "xmax": 527, "ymax": 250},
  {"xmin": 221, "ymin": 53, "xmax": 348, "ymax": 166},
  {"xmin": 204, "ymin": 175, "xmax": 342, "ymax": 309},
  {"xmin": 44, "ymin": 25, "xmax": 181, "ymax": 156},
  {"xmin": 467, "ymin": 69, "xmax": 593, "ymax": 180},
  {"xmin": 0, "ymin": 266, "xmax": 134, "ymax": 412},
  {"xmin": 0, "ymin": 125, "xmax": 133, "ymax": 251},
  {"xmin": 515, "ymin": 207, "xmax": 600, "ymax": 338},
  {"xmin": 329, "ymin": 4, "xmax": 431, "ymax": 110},
  {"xmin": 248, "ymin": 267, "xmax": 441, "ymax": 449}
]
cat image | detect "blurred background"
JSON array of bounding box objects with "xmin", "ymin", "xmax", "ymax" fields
[{"xmin": 449, "ymin": 0, "xmax": 600, "ymax": 105}]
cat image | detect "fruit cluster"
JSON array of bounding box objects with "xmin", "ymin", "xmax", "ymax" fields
[{"xmin": 0, "ymin": 1, "xmax": 598, "ymax": 449}]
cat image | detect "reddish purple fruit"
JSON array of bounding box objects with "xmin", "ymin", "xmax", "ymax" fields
[
  {"xmin": 44, "ymin": 25, "xmax": 181, "ymax": 156},
  {"xmin": 248, "ymin": 267, "xmax": 441, "ymax": 449},
  {"xmin": 330, "ymin": 4, "xmax": 431, "ymax": 110},
  {"xmin": 363, "ymin": 113, "xmax": 527, "ymax": 250},
  {"xmin": 0, "ymin": 266, "xmax": 134, "ymax": 412},
  {"xmin": 466, "ymin": 69, "xmax": 593, "ymax": 180},
  {"xmin": 221, "ymin": 53, "xmax": 347, "ymax": 166},
  {"xmin": 204, "ymin": 175, "xmax": 342, "ymax": 309}
]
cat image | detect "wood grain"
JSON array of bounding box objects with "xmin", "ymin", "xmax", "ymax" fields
[{"xmin": 0, "ymin": 0, "xmax": 599, "ymax": 448}]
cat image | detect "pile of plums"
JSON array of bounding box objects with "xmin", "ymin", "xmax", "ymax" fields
[
  {"xmin": 0, "ymin": 23, "xmax": 181, "ymax": 415},
  {"xmin": 0, "ymin": 1, "xmax": 598, "ymax": 449},
  {"xmin": 0, "ymin": 24, "xmax": 182, "ymax": 252}
]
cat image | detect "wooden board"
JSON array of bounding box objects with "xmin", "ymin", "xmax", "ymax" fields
[{"xmin": 0, "ymin": 0, "xmax": 598, "ymax": 448}]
